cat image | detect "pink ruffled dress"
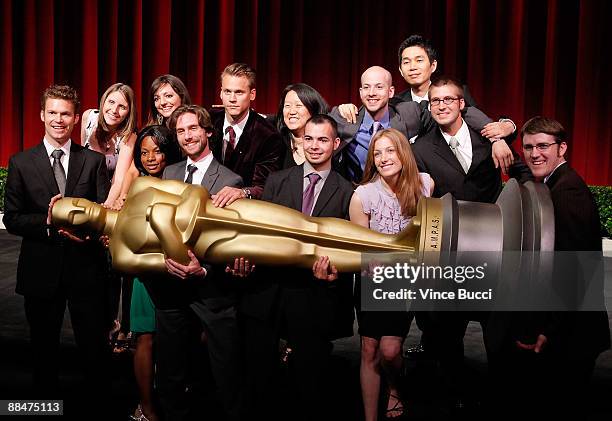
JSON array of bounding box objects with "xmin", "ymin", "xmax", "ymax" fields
[{"xmin": 354, "ymin": 173, "xmax": 432, "ymax": 235}]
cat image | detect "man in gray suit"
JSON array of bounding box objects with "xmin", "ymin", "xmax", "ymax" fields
[{"xmin": 151, "ymin": 104, "xmax": 244, "ymax": 421}]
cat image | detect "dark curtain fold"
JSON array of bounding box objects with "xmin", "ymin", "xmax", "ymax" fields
[{"xmin": 1, "ymin": 0, "xmax": 610, "ymax": 184}]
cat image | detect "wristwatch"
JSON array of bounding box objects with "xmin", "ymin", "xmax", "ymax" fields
[{"xmin": 242, "ymin": 188, "xmax": 252, "ymax": 199}]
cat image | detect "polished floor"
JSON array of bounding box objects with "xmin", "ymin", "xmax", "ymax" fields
[{"xmin": 1, "ymin": 229, "xmax": 611, "ymax": 420}]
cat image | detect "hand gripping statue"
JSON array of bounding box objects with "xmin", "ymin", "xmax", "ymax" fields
[{"xmin": 52, "ymin": 176, "xmax": 553, "ymax": 276}]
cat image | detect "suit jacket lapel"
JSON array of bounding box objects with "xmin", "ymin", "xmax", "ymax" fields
[
  {"xmin": 32, "ymin": 143, "xmax": 60, "ymax": 195},
  {"xmin": 467, "ymin": 129, "xmax": 488, "ymax": 175},
  {"xmin": 65, "ymin": 143, "xmax": 85, "ymax": 196},
  {"xmin": 433, "ymin": 131, "xmax": 466, "ymax": 175},
  {"xmin": 544, "ymin": 161, "xmax": 568, "ymax": 189},
  {"xmin": 290, "ymin": 165, "xmax": 305, "ymax": 212},
  {"xmin": 168, "ymin": 160, "xmax": 187, "ymax": 181},
  {"xmin": 225, "ymin": 111, "xmax": 254, "ymax": 167},
  {"xmin": 389, "ymin": 107, "xmax": 403, "ymax": 131},
  {"xmin": 312, "ymin": 172, "xmax": 338, "ymax": 216},
  {"xmin": 200, "ymin": 158, "xmax": 220, "ymax": 192}
]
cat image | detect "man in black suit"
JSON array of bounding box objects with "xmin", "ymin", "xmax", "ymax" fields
[
  {"xmin": 394, "ymin": 34, "xmax": 469, "ymax": 105},
  {"xmin": 209, "ymin": 62, "xmax": 285, "ymax": 206},
  {"xmin": 412, "ymin": 77, "xmax": 532, "ymax": 201},
  {"xmin": 3, "ymin": 85, "xmax": 111, "ymax": 400},
  {"xmin": 487, "ymin": 117, "xmax": 610, "ymax": 418},
  {"xmin": 239, "ymin": 114, "xmax": 354, "ymax": 421},
  {"xmin": 394, "ymin": 34, "xmax": 522, "ymax": 171},
  {"xmin": 411, "ymin": 77, "xmax": 531, "ymax": 411},
  {"xmin": 151, "ymin": 105, "xmax": 244, "ymax": 421}
]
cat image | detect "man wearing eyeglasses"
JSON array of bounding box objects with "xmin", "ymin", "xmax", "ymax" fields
[
  {"xmin": 411, "ymin": 76, "xmax": 525, "ymax": 202},
  {"xmin": 411, "ymin": 76, "xmax": 532, "ymax": 414},
  {"xmin": 487, "ymin": 116, "xmax": 610, "ymax": 418},
  {"xmin": 520, "ymin": 116, "xmax": 571, "ymax": 182}
]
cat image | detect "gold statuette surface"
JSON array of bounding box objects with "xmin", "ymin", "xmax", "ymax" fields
[
  {"xmin": 52, "ymin": 177, "xmax": 552, "ymax": 276},
  {"xmin": 51, "ymin": 177, "xmax": 442, "ymax": 274}
]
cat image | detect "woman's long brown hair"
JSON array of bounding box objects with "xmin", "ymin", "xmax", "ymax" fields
[{"xmin": 361, "ymin": 128, "xmax": 423, "ymax": 217}]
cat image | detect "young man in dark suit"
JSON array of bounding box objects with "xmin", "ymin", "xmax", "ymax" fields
[
  {"xmin": 239, "ymin": 114, "xmax": 355, "ymax": 421},
  {"xmin": 412, "ymin": 77, "xmax": 532, "ymax": 201},
  {"xmin": 151, "ymin": 105, "xmax": 244, "ymax": 421},
  {"xmin": 411, "ymin": 77, "xmax": 531, "ymax": 412},
  {"xmin": 209, "ymin": 63, "xmax": 285, "ymax": 206},
  {"xmin": 487, "ymin": 116, "xmax": 610, "ymax": 418},
  {"xmin": 394, "ymin": 35, "xmax": 520, "ymax": 171},
  {"xmin": 3, "ymin": 85, "xmax": 111, "ymax": 401}
]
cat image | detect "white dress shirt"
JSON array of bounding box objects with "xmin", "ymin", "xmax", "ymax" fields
[
  {"xmin": 411, "ymin": 90, "xmax": 429, "ymax": 103},
  {"xmin": 43, "ymin": 137, "xmax": 71, "ymax": 176},
  {"xmin": 185, "ymin": 152, "xmax": 214, "ymax": 185},
  {"xmin": 441, "ymin": 120, "xmax": 473, "ymax": 169},
  {"xmin": 222, "ymin": 113, "xmax": 249, "ymax": 147}
]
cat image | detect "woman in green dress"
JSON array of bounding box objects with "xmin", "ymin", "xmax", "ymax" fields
[{"xmin": 130, "ymin": 124, "xmax": 182, "ymax": 421}]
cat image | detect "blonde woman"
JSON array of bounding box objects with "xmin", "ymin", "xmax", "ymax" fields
[{"xmin": 80, "ymin": 83, "xmax": 138, "ymax": 209}]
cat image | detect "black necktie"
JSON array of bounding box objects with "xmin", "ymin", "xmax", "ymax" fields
[
  {"xmin": 51, "ymin": 149, "xmax": 66, "ymax": 195},
  {"xmin": 184, "ymin": 164, "xmax": 197, "ymax": 184}
]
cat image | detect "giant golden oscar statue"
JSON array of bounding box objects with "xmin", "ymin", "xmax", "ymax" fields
[{"xmin": 51, "ymin": 176, "xmax": 554, "ymax": 276}]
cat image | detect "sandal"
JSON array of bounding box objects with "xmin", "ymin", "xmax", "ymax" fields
[
  {"xmin": 130, "ymin": 405, "xmax": 149, "ymax": 421},
  {"xmin": 113, "ymin": 333, "xmax": 134, "ymax": 354},
  {"xmin": 385, "ymin": 393, "xmax": 406, "ymax": 419},
  {"xmin": 112, "ymin": 339, "xmax": 130, "ymax": 354},
  {"xmin": 130, "ymin": 404, "xmax": 159, "ymax": 421}
]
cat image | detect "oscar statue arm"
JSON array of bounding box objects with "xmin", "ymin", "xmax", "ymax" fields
[{"xmin": 148, "ymin": 201, "xmax": 191, "ymax": 266}]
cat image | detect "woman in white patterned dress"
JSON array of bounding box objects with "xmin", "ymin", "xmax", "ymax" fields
[
  {"xmin": 80, "ymin": 83, "xmax": 138, "ymax": 209},
  {"xmin": 350, "ymin": 128, "xmax": 434, "ymax": 420}
]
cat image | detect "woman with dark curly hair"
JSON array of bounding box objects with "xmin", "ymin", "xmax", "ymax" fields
[{"xmin": 129, "ymin": 125, "xmax": 182, "ymax": 421}]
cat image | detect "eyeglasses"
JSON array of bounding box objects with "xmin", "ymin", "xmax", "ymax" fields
[
  {"xmin": 429, "ymin": 96, "xmax": 462, "ymax": 107},
  {"xmin": 522, "ymin": 142, "xmax": 559, "ymax": 152}
]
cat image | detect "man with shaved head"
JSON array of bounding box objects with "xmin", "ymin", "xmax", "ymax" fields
[
  {"xmin": 330, "ymin": 65, "xmax": 492, "ymax": 182},
  {"xmin": 360, "ymin": 66, "xmax": 395, "ymax": 122},
  {"xmin": 330, "ymin": 65, "xmax": 422, "ymax": 182}
]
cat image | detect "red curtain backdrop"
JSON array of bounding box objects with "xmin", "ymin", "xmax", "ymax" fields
[{"xmin": 1, "ymin": 0, "xmax": 610, "ymax": 185}]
